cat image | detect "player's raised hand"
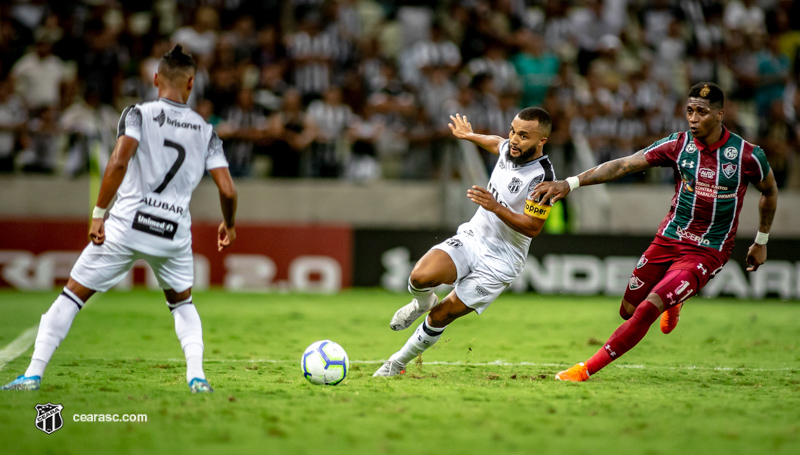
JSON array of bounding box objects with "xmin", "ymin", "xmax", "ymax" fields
[
  {"xmin": 532, "ymin": 180, "xmax": 570, "ymax": 204},
  {"xmin": 448, "ymin": 113, "xmax": 474, "ymax": 139},
  {"xmin": 467, "ymin": 185, "xmax": 500, "ymax": 212},
  {"xmin": 745, "ymin": 243, "xmax": 766, "ymax": 272},
  {"xmin": 89, "ymin": 218, "xmax": 105, "ymax": 245},
  {"xmin": 218, "ymin": 222, "xmax": 236, "ymax": 251}
]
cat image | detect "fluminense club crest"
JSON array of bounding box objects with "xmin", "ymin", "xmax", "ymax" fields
[
  {"xmin": 35, "ymin": 403, "xmax": 64, "ymax": 435},
  {"xmin": 508, "ymin": 177, "xmax": 523, "ymax": 194},
  {"xmin": 722, "ymin": 162, "xmax": 737, "ymax": 179}
]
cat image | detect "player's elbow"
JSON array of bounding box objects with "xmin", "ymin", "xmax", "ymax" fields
[{"xmin": 219, "ymin": 186, "xmax": 237, "ymax": 202}]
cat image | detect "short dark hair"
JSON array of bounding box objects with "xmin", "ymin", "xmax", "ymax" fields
[
  {"xmin": 516, "ymin": 107, "xmax": 552, "ymax": 136},
  {"xmin": 158, "ymin": 44, "xmax": 196, "ymax": 80},
  {"xmin": 688, "ymin": 82, "xmax": 724, "ymax": 109}
]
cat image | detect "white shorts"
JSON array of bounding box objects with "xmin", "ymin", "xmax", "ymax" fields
[
  {"xmin": 432, "ymin": 230, "xmax": 515, "ymax": 314},
  {"xmin": 70, "ymin": 240, "xmax": 194, "ymax": 293}
]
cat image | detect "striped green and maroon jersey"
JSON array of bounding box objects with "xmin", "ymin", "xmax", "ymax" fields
[{"xmin": 643, "ymin": 127, "xmax": 771, "ymax": 257}]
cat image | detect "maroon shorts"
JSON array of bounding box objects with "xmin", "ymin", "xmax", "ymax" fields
[{"xmin": 624, "ymin": 235, "xmax": 728, "ymax": 307}]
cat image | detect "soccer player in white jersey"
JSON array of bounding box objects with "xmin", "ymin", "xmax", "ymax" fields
[
  {"xmin": 1, "ymin": 45, "xmax": 237, "ymax": 393},
  {"xmin": 374, "ymin": 107, "xmax": 556, "ymax": 377}
]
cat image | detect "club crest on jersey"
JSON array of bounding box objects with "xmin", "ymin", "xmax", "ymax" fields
[
  {"xmin": 628, "ymin": 276, "xmax": 645, "ymax": 291},
  {"xmin": 724, "ymin": 146, "xmax": 738, "ymax": 160},
  {"xmin": 153, "ymin": 109, "xmax": 165, "ymax": 127},
  {"xmin": 35, "ymin": 403, "xmax": 64, "ymax": 434},
  {"xmin": 685, "ymin": 143, "xmax": 697, "ymax": 153},
  {"xmin": 445, "ymin": 238, "xmax": 463, "ymax": 249},
  {"xmin": 681, "ymin": 159, "xmax": 695, "ymax": 169},
  {"xmin": 722, "ymin": 162, "xmax": 737, "ymax": 179},
  {"xmin": 508, "ymin": 177, "xmax": 523, "ymax": 194},
  {"xmin": 637, "ymin": 255, "xmax": 648, "ymax": 269}
]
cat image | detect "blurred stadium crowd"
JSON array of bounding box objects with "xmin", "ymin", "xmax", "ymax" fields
[{"xmin": 0, "ymin": 0, "xmax": 798, "ymax": 187}]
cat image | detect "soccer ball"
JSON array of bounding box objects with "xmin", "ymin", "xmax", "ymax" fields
[{"xmin": 301, "ymin": 340, "xmax": 349, "ymax": 385}]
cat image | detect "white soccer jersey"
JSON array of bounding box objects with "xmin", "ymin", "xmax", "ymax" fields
[
  {"xmin": 463, "ymin": 139, "xmax": 555, "ymax": 277},
  {"xmin": 104, "ymin": 98, "xmax": 228, "ymax": 257}
]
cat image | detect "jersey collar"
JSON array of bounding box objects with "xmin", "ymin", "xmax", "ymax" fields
[
  {"xmin": 510, "ymin": 153, "xmax": 549, "ymax": 169},
  {"xmin": 159, "ymin": 98, "xmax": 189, "ymax": 109},
  {"xmin": 692, "ymin": 126, "xmax": 730, "ymax": 152}
]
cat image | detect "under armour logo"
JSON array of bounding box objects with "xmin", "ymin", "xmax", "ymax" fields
[
  {"xmin": 697, "ymin": 263, "xmax": 707, "ymax": 275},
  {"xmin": 666, "ymin": 292, "xmax": 676, "ymax": 306},
  {"xmin": 605, "ymin": 344, "xmax": 617, "ymax": 358}
]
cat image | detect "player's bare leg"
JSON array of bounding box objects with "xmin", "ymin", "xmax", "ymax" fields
[
  {"xmin": 165, "ymin": 287, "xmax": 213, "ymax": 393},
  {"xmin": 2, "ymin": 278, "xmax": 94, "ymax": 391},
  {"xmin": 619, "ymin": 299, "xmax": 636, "ymax": 320},
  {"xmin": 375, "ymin": 290, "xmax": 473, "ymax": 377},
  {"xmin": 389, "ymin": 249, "xmax": 457, "ymax": 331}
]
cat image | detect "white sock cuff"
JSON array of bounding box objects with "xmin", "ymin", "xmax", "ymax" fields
[
  {"xmin": 422, "ymin": 319, "xmax": 446, "ymax": 336},
  {"xmin": 61, "ymin": 287, "xmax": 84, "ymax": 310},
  {"xmin": 167, "ymin": 296, "xmax": 193, "ymax": 311},
  {"xmin": 408, "ymin": 278, "xmax": 432, "ymax": 294}
]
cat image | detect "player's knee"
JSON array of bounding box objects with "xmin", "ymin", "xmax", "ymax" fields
[
  {"xmin": 645, "ymin": 294, "xmax": 665, "ymax": 312},
  {"xmin": 409, "ymin": 268, "xmax": 438, "ymax": 290},
  {"xmin": 619, "ymin": 302, "xmax": 633, "ymax": 320}
]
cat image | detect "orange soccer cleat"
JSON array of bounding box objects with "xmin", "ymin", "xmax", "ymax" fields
[
  {"xmin": 660, "ymin": 303, "xmax": 683, "ymax": 334},
  {"xmin": 555, "ymin": 363, "xmax": 590, "ymax": 382}
]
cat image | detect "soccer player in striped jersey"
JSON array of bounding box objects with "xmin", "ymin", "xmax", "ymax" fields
[
  {"xmin": 1, "ymin": 45, "xmax": 237, "ymax": 393},
  {"xmin": 531, "ymin": 82, "xmax": 779, "ymax": 381},
  {"xmin": 374, "ymin": 108, "xmax": 556, "ymax": 377}
]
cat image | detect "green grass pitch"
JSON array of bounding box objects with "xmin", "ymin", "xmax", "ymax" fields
[{"xmin": 1, "ymin": 289, "xmax": 799, "ymax": 455}]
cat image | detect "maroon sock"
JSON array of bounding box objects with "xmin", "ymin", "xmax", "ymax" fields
[{"xmin": 586, "ymin": 301, "xmax": 661, "ymax": 375}]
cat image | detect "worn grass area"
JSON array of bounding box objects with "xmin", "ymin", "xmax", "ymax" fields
[{"xmin": 1, "ymin": 289, "xmax": 799, "ymax": 455}]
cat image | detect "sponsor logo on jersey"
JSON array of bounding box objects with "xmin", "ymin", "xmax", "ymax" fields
[
  {"xmin": 508, "ymin": 177, "xmax": 523, "ymax": 194},
  {"xmin": 722, "ymin": 162, "xmax": 737, "ymax": 179},
  {"xmin": 699, "ymin": 168, "xmax": 716, "ymax": 179},
  {"xmin": 681, "ymin": 176, "xmax": 695, "ymax": 193},
  {"xmin": 697, "ymin": 263, "xmax": 707, "ymax": 275},
  {"xmin": 486, "ymin": 182, "xmax": 509, "ymax": 209},
  {"xmin": 676, "ymin": 226, "xmax": 710, "ymax": 246},
  {"xmin": 524, "ymin": 201, "xmax": 551, "ymax": 220},
  {"xmin": 628, "ymin": 275, "xmax": 644, "ymax": 290},
  {"xmin": 475, "ymin": 285, "xmax": 489, "ymax": 297},
  {"xmin": 166, "ymin": 116, "xmax": 202, "ymax": 131},
  {"xmin": 445, "ymin": 238, "xmax": 463, "ymax": 249},
  {"xmin": 153, "ymin": 109, "xmax": 165, "ymax": 127},
  {"xmin": 681, "ymin": 159, "xmax": 695, "ymax": 169},
  {"xmin": 637, "ymin": 255, "xmax": 648, "ymax": 269},
  {"xmin": 139, "ymin": 197, "xmax": 185, "ymax": 214},
  {"xmin": 498, "ymin": 159, "xmax": 506, "ymax": 170},
  {"xmin": 685, "ymin": 143, "xmax": 697, "ymax": 153},
  {"xmin": 724, "ymin": 146, "xmax": 738, "ymax": 160},
  {"xmin": 35, "ymin": 403, "xmax": 64, "ymax": 435},
  {"xmin": 132, "ymin": 211, "xmax": 178, "ymax": 240}
]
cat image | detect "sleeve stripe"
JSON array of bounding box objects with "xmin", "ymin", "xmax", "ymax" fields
[
  {"xmin": 117, "ymin": 105, "xmax": 133, "ymax": 138},
  {"xmin": 644, "ymin": 137, "xmax": 679, "ymax": 155},
  {"xmin": 540, "ymin": 157, "xmax": 555, "ymax": 182},
  {"xmin": 753, "ymin": 153, "xmax": 765, "ymax": 181}
]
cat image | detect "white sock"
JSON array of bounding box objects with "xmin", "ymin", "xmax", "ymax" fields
[
  {"xmin": 25, "ymin": 288, "xmax": 83, "ymax": 378},
  {"xmin": 389, "ymin": 317, "xmax": 446, "ymax": 365},
  {"xmin": 409, "ymin": 278, "xmax": 436, "ymax": 306},
  {"xmin": 170, "ymin": 300, "xmax": 205, "ymax": 382}
]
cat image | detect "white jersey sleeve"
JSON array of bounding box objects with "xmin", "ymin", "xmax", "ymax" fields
[
  {"xmin": 206, "ymin": 130, "xmax": 228, "ymax": 170},
  {"xmin": 118, "ymin": 105, "xmax": 143, "ymax": 142}
]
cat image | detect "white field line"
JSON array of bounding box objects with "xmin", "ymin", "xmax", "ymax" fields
[
  {"xmin": 136, "ymin": 358, "xmax": 793, "ymax": 372},
  {"xmin": 0, "ymin": 325, "xmax": 38, "ymax": 371}
]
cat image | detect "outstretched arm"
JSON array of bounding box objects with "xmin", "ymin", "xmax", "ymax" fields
[
  {"xmin": 448, "ymin": 113, "xmax": 505, "ymax": 155},
  {"xmin": 745, "ymin": 169, "xmax": 778, "ymax": 272},
  {"xmin": 531, "ymin": 149, "xmax": 653, "ymax": 204},
  {"xmin": 90, "ymin": 135, "xmax": 139, "ymax": 245},
  {"xmin": 209, "ymin": 167, "xmax": 238, "ymax": 251}
]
